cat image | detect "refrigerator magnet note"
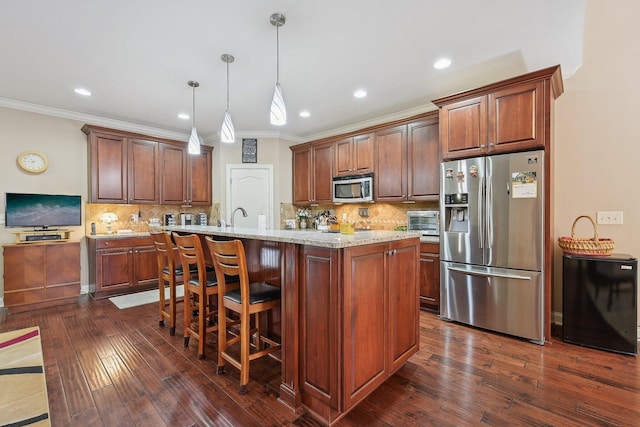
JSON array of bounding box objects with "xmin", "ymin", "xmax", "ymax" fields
[{"xmin": 511, "ymin": 171, "xmax": 537, "ymax": 198}]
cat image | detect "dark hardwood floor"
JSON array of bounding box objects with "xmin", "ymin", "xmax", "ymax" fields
[{"xmin": 1, "ymin": 295, "xmax": 638, "ymax": 426}]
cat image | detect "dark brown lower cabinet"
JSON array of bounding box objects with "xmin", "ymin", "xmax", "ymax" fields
[
  {"xmin": 299, "ymin": 238, "xmax": 420, "ymax": 424},
  {"xmin": 419, "ymin": 242, "xmax": 440, "ymax": 312},
  {"xmin": 88, "ymin": 236, "xmax": 158, "ymax": 299},
  {"xmin": 3, "ymin": 241, "xmax": 80, "ymax": 312}
]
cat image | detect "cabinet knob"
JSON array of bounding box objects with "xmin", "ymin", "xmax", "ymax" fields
[
  {"xmin": 481, "ymin": 144, "xmax": 486, "ymax": 148},
  {"xmin": 489, "ymin": 143, "xmax": 494, "ymax": 147}
]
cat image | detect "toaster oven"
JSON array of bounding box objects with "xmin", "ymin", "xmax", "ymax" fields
[{"xmin": 407, "ymin": 210, "xmax": 439, "ymax": 236}]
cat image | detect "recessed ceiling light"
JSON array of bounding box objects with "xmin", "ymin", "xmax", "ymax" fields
[
  {"xmin": 74, "ymin": 88, "xmax": 92, "ymax": 96},
  {"xmin": 354, "ymin": 89, "xmax": 367, "ymax": 98},
  {"xmin": 299, "ymin": 110, "xmax": 310, "ymax": 118},
  {"xmin": 434, "ymin": 58, "xmax": 451, "ymax": 69},
  {"xmin": 178, "ymin": 113, "xmax": 190, "ymax": 120}
]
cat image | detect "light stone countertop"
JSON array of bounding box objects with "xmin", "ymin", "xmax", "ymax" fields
[
  {"xmin": 85, "ymin": 232, "xmax": 151, "ymax": 239},
  {"xmin": 163, "ymin": 225, "xmax": 422, "ymax": 249}
]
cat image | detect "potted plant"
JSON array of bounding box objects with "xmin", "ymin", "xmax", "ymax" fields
[{"xmin": 296, "ymin": 208, "xmax": 311, "ymax": 229}]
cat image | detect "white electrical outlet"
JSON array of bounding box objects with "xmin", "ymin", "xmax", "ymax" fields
[{"xmin": 596, "ymin": 211, "xmax": 623, "ymax": 225}]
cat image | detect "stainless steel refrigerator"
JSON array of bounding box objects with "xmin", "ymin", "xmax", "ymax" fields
[{"xmin": 440, "ymin": 150, "xmax": 545, "ymax": 343}]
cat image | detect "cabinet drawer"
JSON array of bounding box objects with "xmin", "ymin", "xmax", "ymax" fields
[
  {"xmin": 94, "ymin": 236, "xmax": 153, "ymax": 249},
  {"xmin": 420, "ymin": 242, "xmax": 439, "ymax": 254}
]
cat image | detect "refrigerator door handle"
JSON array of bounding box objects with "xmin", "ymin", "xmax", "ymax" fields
[
  {"xmin": 478, "ymin": 175, "xmax": 484, "ymax": 248},
  {"xmin": 446, "ymin": 265, "xmax": 533, "ymax": 281}
]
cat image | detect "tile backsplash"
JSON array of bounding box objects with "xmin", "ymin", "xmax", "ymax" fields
[
  {"xmin": 281, "ymin": 202, "xmax": 438, "ymax": 230},
  {"xmin": 85, "ymin": 203, "xmax": 219, "ymax": 234}
]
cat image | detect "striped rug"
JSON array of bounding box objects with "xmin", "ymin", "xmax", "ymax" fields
[{"xmin": 0, "ymin": 326, "xmax": 50, "ymax": 426}]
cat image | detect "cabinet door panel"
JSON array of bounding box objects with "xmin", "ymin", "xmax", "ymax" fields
[
  {"xmin": 408, "ymin": 119, "xmax": 439, "ymax": 200},
  {"xmin": 334, "ymin": 137, "xmax": 353, "ymax": 176},
  {"xmin": 46, "ymin": 244, "xmax": 81, "ymax": 285},
  {"xmin": 313, "ymin": 143, "xmax": 333, "ymax": 204},
  {"xmin": 134, "ymin": 246, "xmax": 159, "ymax": 286},
  {"xmin": 188, "ymin": 149, "xmax": 212, "ymax": 205},
  {"xmin": 388, "ymin": 241, "xmax": 419, "ymax": 370},
  {"xmin": 3, "ymin": 246, "xmax": 45, "ymax": 291},
  {"xmin": 353, "ymin": 134, "xmax": 374, "ymax": 174},
  {"xmin": 160, "ymin": 143, "xmax": 187, "ymax": 205},
  {"xmin": 375, "ymin": 125, "xmax": 407, "ymax": 202},
  {"xmin": 343, "ymin": 244, "xmax": 387, "ymax": 407},
  {"xmin": 420, "ymin": 251, "xmax": 440, "ymax": 311},
  {"xmin": 440, "ymin": 95, "xmax": 487, "ymax": 159},
  {"xmin": 292, "ymin": 147, "xmax": 312, "ymax": 204},
  {"xmin": 99, "ymin": 249, "xmax": 132, "ymax": 289},
  {"xmin": 489, "ymin": 80, "xmax": 544, "ymax": 152},
  {"xmin": 128, "ymin": 138, "xmax": 159, "ymax": 204},
  {"xmin": 91, "ymin": 133, "xmax": 127, "ymax": 203}
]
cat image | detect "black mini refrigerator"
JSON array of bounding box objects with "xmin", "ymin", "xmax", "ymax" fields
[{"xmin": 563, "ymin": 253, "xmax": 638, "ymax": 356}]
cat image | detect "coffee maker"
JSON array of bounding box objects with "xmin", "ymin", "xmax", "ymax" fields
[
  {"xmin": 163, "ymin": 213, "xmax": 175, "ymax": 226},
  {"xmin": 180, "ymin": 213, "xmax": 193, "ymax": 225}
]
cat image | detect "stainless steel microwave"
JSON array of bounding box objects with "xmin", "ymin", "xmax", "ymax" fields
[{"xmin": 332, "ymin": 173, "xmax": 373, "ymax": 203}]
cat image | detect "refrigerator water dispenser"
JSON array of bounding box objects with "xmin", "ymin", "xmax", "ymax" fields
[{"xmin": 444, "ymin": 193, "xmax": 469, "ymax": 233}]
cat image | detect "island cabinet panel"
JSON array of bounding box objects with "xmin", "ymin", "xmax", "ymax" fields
[
  {"xmin": 343, "ymin": 243, "xmax": 388, "ymax": 408},
  {"xmin": 388, "ymin": 239, "xmax": 420, "ymax": 371},
  {"xmin": 300, "ymin": 246, "xmax": 341, "ymax": 421}
]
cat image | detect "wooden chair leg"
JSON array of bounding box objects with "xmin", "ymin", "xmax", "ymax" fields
[
  {"xmin": 239, "ymin": 310, "xmax": 250, "ymax": 394},
  {"xmin": 169, "ymin": 280, "xmax": 177, "ymax": 336},
  {"xmin": 217, "ymin": 304, "xmax": 227, "ymax": 375},
  {"xmin": 197, "ymin": 292, "xmax": 207, "ymax": 359},
  {"xmin": 184, "ymin": 289, "xmax": 193, "ymax": 347},
  {"xmin": 159, "ymin": 279, "xmax": 166, "ymax": 328}
]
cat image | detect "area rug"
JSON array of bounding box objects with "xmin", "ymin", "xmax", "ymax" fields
[
  {"xmin": 109, "ymin": 285, "xmax": 184, "ymax": 309},
  {"xmin": 0, "ymin": 326, "xmax": 50, "ymax": 426}
]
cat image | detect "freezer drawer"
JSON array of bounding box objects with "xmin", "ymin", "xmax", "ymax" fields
[{"xmin": 441, "ymin": 261, "xmax": 544, "ymax": 343}]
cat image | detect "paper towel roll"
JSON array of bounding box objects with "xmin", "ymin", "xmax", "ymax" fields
[{"xmin": 257, "ymin": 214, "xmax": 267, "ymax": 230}]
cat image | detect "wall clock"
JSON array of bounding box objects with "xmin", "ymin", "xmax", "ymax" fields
[{"xmin": 17, "ymin": 150, "xmax": 49, "ymax": 174}]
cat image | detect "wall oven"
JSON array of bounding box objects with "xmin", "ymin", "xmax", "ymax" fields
[{"xmin": 332, "ymin": 173, "xmax": 373, "ymax": 203}]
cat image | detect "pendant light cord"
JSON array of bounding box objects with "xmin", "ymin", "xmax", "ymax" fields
[
  {"xmin": 226, "ymin": 60, "xmax": 230, "ymax": 109},
  {"xmin": 192, "ymin": 85, "xmax": 196, "ymax": 128},
  {"xmin": 276, "ymin": 24, "xmax": 280, "ymax": 84}
]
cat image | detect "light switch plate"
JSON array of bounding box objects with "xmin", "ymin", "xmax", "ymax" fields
[{"xmin": 596, "ymin": 211, "xmax": 623, "ymax": 225}]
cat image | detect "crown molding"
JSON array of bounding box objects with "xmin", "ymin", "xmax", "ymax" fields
[{"xmin": 301, "ymin": 104, "xmax": 438, "ymax": 142}]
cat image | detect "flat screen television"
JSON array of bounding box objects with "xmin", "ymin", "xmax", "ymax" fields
[{"xmin": 5, "ymin": 192, "xmax": 82, "ymax": 229}]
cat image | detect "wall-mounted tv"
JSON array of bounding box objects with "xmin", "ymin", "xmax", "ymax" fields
[{"xmin": 5, "ymin": 192, "xmax": 82, "ymax": 229}]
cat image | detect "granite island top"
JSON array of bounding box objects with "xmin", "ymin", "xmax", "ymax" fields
[{"xmin": 163, "ymin": 225, "xmax": 422, "ymax": 249}]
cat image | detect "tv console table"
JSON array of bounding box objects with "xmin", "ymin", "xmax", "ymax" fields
[
  {"xmin": 3, "ymin": 240, "xmax": 80, "ymax": 312},
  {"xmin": 11, "ymin": 229, "xmax": 72, "ymax": 244}
]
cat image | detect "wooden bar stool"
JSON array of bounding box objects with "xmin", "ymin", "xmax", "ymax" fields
[
  {"xmin": 173, "ymin": 233, "xmax": 219, "ymax": 359},
  {"xmin": 150, "ymin": 231, "xmax": 189, "ymax": 336},
  {"xmin": 205, "ymin": 237, "xmax": 282, "ymax": 394}
]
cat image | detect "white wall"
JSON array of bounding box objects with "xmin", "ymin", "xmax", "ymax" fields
[
  {"xmin": 0, "ymin": 108, "xmax": 87, "ymax": 303},
  {"xmin": 553, "ymin": 0, "xmax": 640, "ymax": 324}
]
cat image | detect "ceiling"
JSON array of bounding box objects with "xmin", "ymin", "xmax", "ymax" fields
[{"xmin": 0, "ymin": 0, "xmax": 585, "ymax": 143}]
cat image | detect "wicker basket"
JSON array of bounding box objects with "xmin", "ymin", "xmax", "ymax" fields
[{"xmin": 558, "ymin": 215, "xmax": 614, "ymax": 256}]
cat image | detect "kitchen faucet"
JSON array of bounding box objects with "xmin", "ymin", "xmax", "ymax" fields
[{"xmin": 230, "ymin": 207, "xmax": 248, "ymax": 227}]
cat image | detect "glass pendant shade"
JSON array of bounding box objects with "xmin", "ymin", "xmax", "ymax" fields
[
  {"xmin": 270, "ymin": 82, "xmax": 287, "ymax": 126},
  {"xmin": 220, "ymin": 109, "xmax": 235, "ymax": 143},
  {"xmin": 188, "ymin": 126, "xmax": 201, "ymax": 154}
]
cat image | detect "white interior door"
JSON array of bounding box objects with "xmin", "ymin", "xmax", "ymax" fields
[{"xmin": 226, "ymin": 164, "xmax": 274, "ymax": 229}]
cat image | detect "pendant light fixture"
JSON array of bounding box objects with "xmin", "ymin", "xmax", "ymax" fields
[
  {"xmin": 270, "ymin": 13, "xmax": 287, "ymax": 126},
  {"xmin": 220, "ymin": 54, "xmax": 235, "ymax": 143},
  {"xmin": 187, "ymin": 80, "xmax": 201, "ymax": 154}
]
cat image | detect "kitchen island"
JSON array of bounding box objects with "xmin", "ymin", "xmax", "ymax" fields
[{"xmin": 165, "ymin": 225, "xmax": 421, "ymax": 426}]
